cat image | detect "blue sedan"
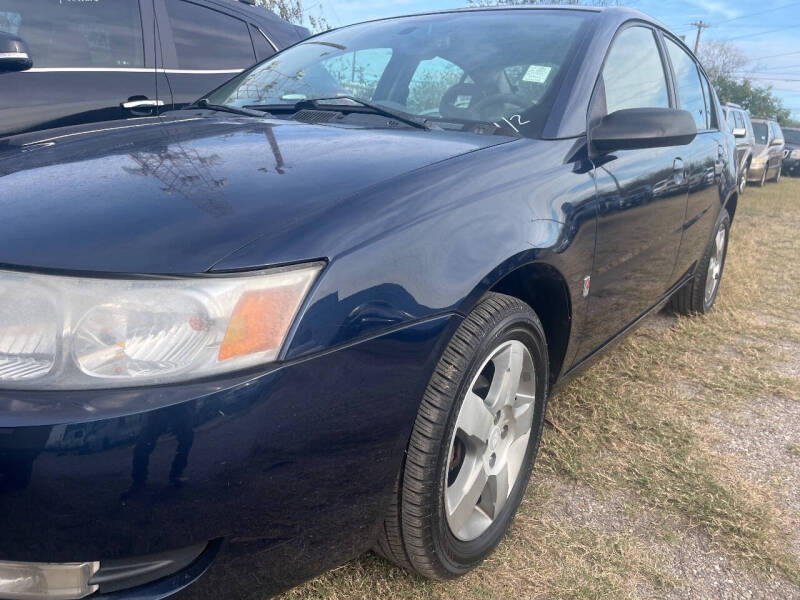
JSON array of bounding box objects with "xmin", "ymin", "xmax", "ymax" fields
[{"xmin": 0, "ymin": 6, "xmax": 736, "ymax": 600}]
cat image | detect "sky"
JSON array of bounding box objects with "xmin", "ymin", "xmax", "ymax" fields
[{"xmin": 312, "ymin": 0, "xmax": 800, "ymax": 121}]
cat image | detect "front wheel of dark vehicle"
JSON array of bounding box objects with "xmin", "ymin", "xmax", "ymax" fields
[
  {"xmin": 375, "ymin": 293, "xmax": 548, "ymax": 579},
  {"xmin": 669, "ymin": 209, "xmax": 730, "ymax": 316}
]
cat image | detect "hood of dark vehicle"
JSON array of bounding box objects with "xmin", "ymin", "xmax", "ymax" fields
[{"xmin": 0, "ymin": 114, "xmax": 511, "ymax": 274}]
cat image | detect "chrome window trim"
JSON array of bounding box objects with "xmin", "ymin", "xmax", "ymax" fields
[
  {"xmin": 24, "ymin": 67, "xmax": 244, "ymax": 74},
  {"xmin": 254, "ymin": 25, "xmax": 279, "ymax": 53}
]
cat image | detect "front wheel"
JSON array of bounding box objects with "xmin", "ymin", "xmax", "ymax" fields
[
  {"xmin": 759, "ymin": 168, "xmax": 768, "ymax": 187},
  {"xmin": 669, "ymin": 209, "xmax": 730, "ymax": 316},
  {"xmin": 774, "ymin": 165, "xmax": 782, "ymax": 183},
  {"xmin": 375, "ymin": 293, "xmax": 548, "ymax": 579}
]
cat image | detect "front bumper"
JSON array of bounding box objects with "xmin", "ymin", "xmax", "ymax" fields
[{"xmin": 0, "ymin": 315, "xmax": 458, "ymax": 599}]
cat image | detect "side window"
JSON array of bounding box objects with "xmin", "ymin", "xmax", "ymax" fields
[
  {"xmin": 250, "ymin": 25, "xmax": 276, "ymax": 62},
  {"xmin": 601, "ymin": 27, "xmax": 670, "ymax": 114},
  {"xmin": 164, "ymin": 0, "xmax": 255, "ymax": 70},
  {"xmin": 665, "ymin": 38, "xmax": 708, "ymax": 130},
  {"xmin": 407, "ymin": 57, "xmax": 465, "ymax": 114},
  {"xmin": 772, "ymin": 122, "xmax": 784, "ymax": 141},
  {"xmin": 726, "ymin": 110, "xmax": 736, "ymax": 131},
  {"xmin": 734, "ymin": 111, "xmax": 745, "ymax": 131},
  {"xmin": 0, "ymin": 0, "xmax": 144, "ymax": 68},
  {"xmin": 321, "ymin": 48, "xmax": 393, "ymax": 100}
]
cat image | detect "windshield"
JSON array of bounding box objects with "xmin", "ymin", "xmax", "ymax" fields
[
  {"xmin": 206, "ymin": 10, "xmax": 595, "ymax": 138},
  {"xmin": 753, "ymin": 122, "xmax": 769, "ymax": 145},
  {"xmin": 784, "ymin": 129, "xmax": 800, "ymax": 145}
]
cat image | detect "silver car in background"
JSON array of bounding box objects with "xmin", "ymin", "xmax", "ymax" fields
[{"xmin": 748, "ymin": 117, "xmax": 785, "ymax": 186}]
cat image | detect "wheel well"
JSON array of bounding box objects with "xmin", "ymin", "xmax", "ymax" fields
[
  {"xmin": 489, "ymin": 263, "xmax": 572, "ymax": 385},
  {"xmin": 726, "ymin": 192, "xmax": 739, "ymax": 223}
]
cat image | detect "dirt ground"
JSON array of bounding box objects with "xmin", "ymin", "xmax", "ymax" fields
[{"xmin": 279, "ymin": 177, "xmax": 800, "ymax": 600}]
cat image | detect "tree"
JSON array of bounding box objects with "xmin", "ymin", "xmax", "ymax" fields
[
  {"xmin": 696, "ymin": 40, "xmax": 746, "ymax": 84},
  {"xmin": 714, "ymin": 76, "xmax": 792, "ymax": 124},
  {"xmin": 253, "ymin": 0, "xmax": 331, "ymax": 32}
]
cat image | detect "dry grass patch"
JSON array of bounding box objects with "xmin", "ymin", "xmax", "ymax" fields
[{"xmin": 280, "ymin": 178, "xmax": 800, "ymax": 599}]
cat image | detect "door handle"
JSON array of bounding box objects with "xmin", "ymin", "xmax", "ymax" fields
[{"xmin": 122, "ymin": 99, "xmax": 165, "ymax": 109}]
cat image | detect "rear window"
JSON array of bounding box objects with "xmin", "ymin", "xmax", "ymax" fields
[
  {"xmin": 164, "ymin": 0, "xmax": 255, "ymax": 70},
  {"xmin": 0, "ymin": 0, "xmax": 144, "ymax": 68}
]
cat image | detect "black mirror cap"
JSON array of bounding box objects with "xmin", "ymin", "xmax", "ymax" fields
[
  {"xmin": 590, "ymin": 107, "xmax": 698, "ymax": 154},
  {"xmin": 0, "ymin": 32, "xmax": 33, "ymax": 72}
]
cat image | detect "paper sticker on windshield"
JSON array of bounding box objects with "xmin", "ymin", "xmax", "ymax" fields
[{"xmin": 522, "ymin": 65, "xmax": 551, "ymax": 84}]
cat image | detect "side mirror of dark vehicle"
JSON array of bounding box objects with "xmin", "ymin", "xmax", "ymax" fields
[
  {"xmin": 732, "ymin": 127, "xmax": 747, "ymax": 138},
  {"xmin": 0, "ymin": 32, "xmax": 33, "ymax": 73},
  {"xmin": 590, "ymin": 107, "xmax": 697, "ymax": 154}
]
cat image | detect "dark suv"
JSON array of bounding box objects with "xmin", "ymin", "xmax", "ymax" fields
[
  {"xmin": 783, "ymin": 127, "xmax": 800, "ymax": 176},
  {"xmin": 0, "ymin": 0, "xmax": 308, "ymax": 138}
]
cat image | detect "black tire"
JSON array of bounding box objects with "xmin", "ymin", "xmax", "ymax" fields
[
  {"xmin": 669, "ymin": 209, "xmax": 731, "ymax": 316},
  {"xmin": 375, "ymin": 293, "xmax": 548, "ymax": 579}
]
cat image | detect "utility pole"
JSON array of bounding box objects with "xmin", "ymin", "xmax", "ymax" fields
[{"xmin": 691, "ymin": 21, "xmax": 710, "ymax": 53}]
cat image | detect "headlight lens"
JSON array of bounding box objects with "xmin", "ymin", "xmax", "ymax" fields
[
  {"xmin": 791, "ymin": 149, "xmax": 800, "ymax": 159},
  {"xmin": 0, "ymin": 263, "xmax": 322, "ymax": 390}
]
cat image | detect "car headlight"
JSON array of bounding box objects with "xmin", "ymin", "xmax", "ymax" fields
[
  {"xmin": 0, "ymin": 263, "xmax": 323, "ymax": 390},
  {"xmin": 791, "ymin": 149, "xmax": 800, "ymax": 160}
]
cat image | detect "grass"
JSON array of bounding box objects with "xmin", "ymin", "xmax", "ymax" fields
[{"xmin": 279, "ymin": 178, "xmax": 800, "ymax": 599}]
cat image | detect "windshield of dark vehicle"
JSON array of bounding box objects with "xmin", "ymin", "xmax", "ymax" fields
[
  {"xmin": 784, "ymin": 129, "xmax": 800, "ymax": 145},
  {"xmin": 753, "ymin": 122, "xmax": 769, "ymax": 145},
  {"xmin": 206, "ymin": 10, "xmax": 595, "ymax": 138}
]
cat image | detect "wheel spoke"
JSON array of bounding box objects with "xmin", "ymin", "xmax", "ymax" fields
[
  {"xmin": 485, "ymin": 463, "xmax": 510, "ymax": 519},
  {"xmin": 458, "ymin": 391, "xmax": 494, "ymax": 442},
  {"xmin": 512, "ymin": 401, "xmax": 534, "ymax": 438},
  {"xmin": 506, "ymin": 433, "xmax": 529, "ymax": 488},
  {"xmin": 485, "ymin": 344, "xmax": 523, "ymax": 413},
  {"xmin": 447, "ymin": 462, "xmax": 488, "ymax": 536}
]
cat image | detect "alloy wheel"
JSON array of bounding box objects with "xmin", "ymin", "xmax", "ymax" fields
[
  {"xmin": 445, "ymin": 340, "xmax": 535, "ymax": 542},
  {"xmin": 739, "ymin": 166, "xmax": 748, "ymax": 194},
  {"xmin": 705, "ymin": 226, "xmax": 726, "ymax": 304}
]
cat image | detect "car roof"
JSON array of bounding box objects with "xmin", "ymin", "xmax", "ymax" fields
[{"xmin": 348, "ymin": 5, "xmax": 668, "ymax": 32}]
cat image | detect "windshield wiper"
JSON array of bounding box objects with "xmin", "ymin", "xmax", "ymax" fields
[
  {"xmin": 187, "ymin": 99, "xmax": 271, "ymax": 118},
  {"xmin": 246, "ymin": 96, "xmax": 433, "ymax": 131}
]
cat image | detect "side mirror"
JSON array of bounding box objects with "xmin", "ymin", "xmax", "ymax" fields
[
  {"xmin": 0, "ymin": 32, "xmax": 33, "ymax": 73},
  {"xmin": 590, "ymin": 107, "xmax": 697, "ymax": 154},
  {"xmin": 732, "ymin": 127, "xmax": 747, "ymax": 138},
  {"xmin": 770, "ymin": 138, "xmax": 784, "ymax": 147}
]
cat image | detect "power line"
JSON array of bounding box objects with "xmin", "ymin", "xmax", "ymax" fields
[
  {"xmin": 711, "ymin": 1, "xmax": 800, "ymax": 27},
  {"xmin": 721, "ymin": 25, "xmax": 800, "ymax": 42},
  {"xmin": 744, "ymin": 50, "xmax": 800, "ymax": 63}
]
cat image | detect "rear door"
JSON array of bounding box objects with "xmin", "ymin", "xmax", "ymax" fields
[
  {"xmin": 156, "ymin": 0, "xmax": 259, "ymax": 109},
  {"xmin": 580, "ymin": 24, "xmax": 689, "ymax": 355},
  {"xmin": 663, "ymin": 36, "xmax": 728, "ymax": 280},
  {"xmin": 0, "ymin": 0, "xmax": 160, "ymax": 138}
]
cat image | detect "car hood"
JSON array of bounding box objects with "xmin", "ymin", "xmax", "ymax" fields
[{"xmin": 0, "ymin": 114, "xmax": 512, "ymax": 274}]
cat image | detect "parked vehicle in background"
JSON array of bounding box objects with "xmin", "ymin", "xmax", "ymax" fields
[
  {"xmin": 0, "ymin": 0, "xmax": 308, "ymax": 138},
  {"xmin": 723, "ymin": 103, "xmax": 755, "ymax": 193},
  {"xmin": 748, "ymin": 117, "xmax": 785, "ymax": 186},
  {"xmin": 783, "ymin": 127, "xmax": 800, "ymax": 176},
  {"xmin": 0, "ymin": 6, "xmax": 737, "ymax": 600}
]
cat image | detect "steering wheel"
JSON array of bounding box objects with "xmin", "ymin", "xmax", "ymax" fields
[{"xmin": 470, "ymin": 93, "xmax": 529, "ymax": 119}]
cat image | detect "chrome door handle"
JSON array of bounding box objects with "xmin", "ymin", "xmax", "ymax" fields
[{"xmin": 122, "ymin": 99, "xmax": 165, "ymax": 109}]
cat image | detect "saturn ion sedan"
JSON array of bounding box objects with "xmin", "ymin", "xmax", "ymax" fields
[{"xmin": 0, "ymin": 6, "xmax": 736, "ymax": 600}]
